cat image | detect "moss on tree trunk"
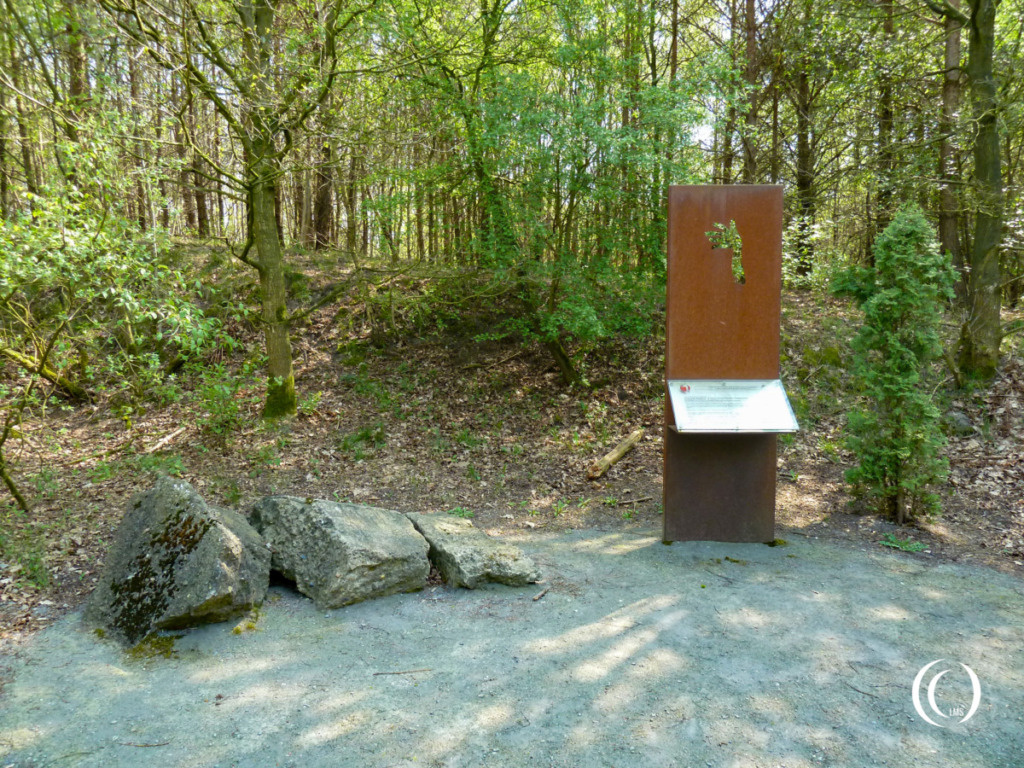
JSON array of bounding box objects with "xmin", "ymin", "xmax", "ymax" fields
[{"xmin": 251, "ymin": 157, "xmax": 297, "ymax": 419}]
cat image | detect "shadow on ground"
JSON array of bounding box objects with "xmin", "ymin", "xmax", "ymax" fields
[{"xmin": 2, "ymin": 529, "xmax": 1022, "ymax": 768}]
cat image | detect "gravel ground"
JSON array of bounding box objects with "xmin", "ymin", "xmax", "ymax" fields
[{"xmin": 1, "ymin": 528, "xmax": 1022, "ymax": 768}]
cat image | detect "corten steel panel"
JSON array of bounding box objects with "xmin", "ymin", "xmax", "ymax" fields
[
  {"xmin": 663, "ymin": 185, "xmax": 783, "ymax": 543},
  {"xmin": 665, "ymin": 185, "xmax": 783, "ymax": 382},
  {"xmin": 663, "ymin": 432, "xmax": 777, "ymax": 542}
]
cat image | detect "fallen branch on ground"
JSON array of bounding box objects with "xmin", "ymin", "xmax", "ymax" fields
[
  {"xmin": 119, "ymin": 741, "xmax": 171, "ymax": 748},
  {"xmin": 587, "ymin": 429, "xmax": 644, "ymax": 481},
  {"xmin": 462, "ymin": 350, "xmax": 523, "ymax": 371},
  {"xmin": 0, "ymin": 346, "xmax": 90, "ymax": 401},
  {"xmin": 146, "ymin": 427, "xmax": 188, "ymax": 454},
  {"xmin": 617, "ymin": 496, "xmax": 653, "ymax": 506}
]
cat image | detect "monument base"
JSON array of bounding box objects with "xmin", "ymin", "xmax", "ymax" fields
[{"xmin": 662, "ymin": 430, "xmax": 776, "ymax": 543}]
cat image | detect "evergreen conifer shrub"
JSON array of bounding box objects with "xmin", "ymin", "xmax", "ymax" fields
[{"xmin": 834, "ymin": 206, "xmax": 956, "ymax": 523}]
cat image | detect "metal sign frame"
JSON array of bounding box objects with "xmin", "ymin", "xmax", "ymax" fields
[
  {"xmin": 663, "ymin": 185, "xmax": 787, "ymax": 543},
  {"xmin": 667, "ymin": 379, "xmax": 798, "ymax": 433}
]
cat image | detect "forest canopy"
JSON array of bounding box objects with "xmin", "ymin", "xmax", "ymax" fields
[{"xmin": 1, "ymin": 0, "xmax": 1023, "ymax": 414}]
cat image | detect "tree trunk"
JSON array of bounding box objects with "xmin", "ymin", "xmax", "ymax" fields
[
  {"xmin": 794, "ymin": 68, "xmax": 815, "ymax": 276},
  {"xmin": 720, "ymin": 0, "xmax": 738, "ymax": 184},
  {"xmin": 293, "ymin": 167, "xmax": 306, "ymax": 244},
  {"xmin": 0, "ymin": 93, "xmax": 9, "ymax": 218},
  {"xmin": 189, "ymin": 99, "xmax": 209, "ymax": 237},
  {"xmin": 242, "ymin": 0, "xmax": 296, "ymax": 417},
  {"xmin": 721, "ymin": 105, "xmax": 736, "ymax": 184},
  {"xmin": 939, "ymin": 4, "xmax": 963, "ymax": 297},
  {"xmin": 215, "ymin": 129, "xmax": 225, "ymax": 236},
  {"xmin": 128, "ymin": 48, "xmax": 149, "ymax": 231},
  {"xmin": 0, "ymin": 346, "xmax": 89, "ymax": 400},
  {"xmin": 174, "ymin": 89, "xmax": 197, "ymax": 234},
  {"xmin": 313, "ymin": 141, "xmax": 333, "ymax": 250},
  {"xmin": 274, "ymin": 180, "xmax": 285, "ymax": 246},
  {"xmin": 156, "ymin": 88, "xmax": 170, "ymax": 229},
  {"xmin": 63, "ymin": 0, "xmax": 89, "ymax": 141},
  {"xmin": 545, "ymin": 338, "xmax": 580, "ymax": 387},
  {"xmin": 414, "ymin": 143, "xmax": 425, "ymax": 261},
  {"xmin": 958, "ymin": 0, "xmax": 1003, "ymax": 380},
  {"xmin": 7, "ymin": 36, "xmax": 39, "ymax": 196},
  {"xmin": 769, "ymin": 78, "xmax": 780, "ymax": 182},
  {"xmin": 344, "ymin": 151, "xmax": 358, "ymax": 257},
  {"xmin": 670, "ymin": 0, "xmax": 678, "ymax": 83},
  {"xmin": 194, "ymin": 158, "xmax": 210, "ymax": 237},
  {"xmin": 361, "ymin": 182, "xmax": 369, "ymax": 258},
  {"xmin": 875, "ymin": 0, "xmax": 896, "ymax": 248},
  {"xmin": 741, "ymin": 0, "xmax": 758, "ymax": 183},
  {"xmin": 251, "ymin": 161, "xmax": 296, "ymax": 418}
]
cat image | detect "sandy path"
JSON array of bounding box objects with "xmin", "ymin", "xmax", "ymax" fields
[{"xmin": 1, "ymin": 528, "xmax": 1022, "ymax": 767}]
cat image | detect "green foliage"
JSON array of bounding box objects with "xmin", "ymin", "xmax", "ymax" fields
[
  {"xmin": 195, "ymin": 362, "xmax": 259, "ymax": 439},
  {"xmin": 454, "ymin": 428, "xmax": 484, "ymax": 449},
  {"xmin": 446, "ymin": 506, "xmax": 474, "ymax": 519},
  {"xmin": 221, "ymin": 480, "xmax": 243, "ymax": 506},
  {"xmin": 28, "ymin": 468, "xmax": 59, "ymax": 499},
  {"xmin": 340, "ymin": 364, "xmax": 396, "ymax": 413},
  {"xmin": 0, "ymin": 510, "xmax": 50, "ymax": 589},
  {"xmin": 879, "ymin": 533, "xmax": 928, "ymax": 552},
  {"xmin": 370, "ymin": 0, "xmax": 701, "ymax": 375},
  {"xmin": 834, "ymin": 206, "xmax": 956, "ymax": 523},
  {"xmin": 706, "ymin": 220, "xmax": 745, "ymax": 284},
  {"xmin": 136, "ymin": 453, "xmax": 186, "ymax": 478},
  {"xmin": 88, "ymin": 461, "xmax": 119, "ymax": 483},
  {"xmin": 247, "ymin": 443, "xmax": 282, "ymax": 474},
  {"xmin": 0, "ymin": 190, "xmax": 230, "ymax": 405},
  {"xmin": 298, "ymin": 390, "xmax": 323, "ymax": 416},
  {"xmin": 446, "ymin": 260, "xmax": 665, "ymax": 382},
  {"xmin": 782, "ymin": 219, "xmax": 854, "ymax": 292},
  {"xmin": 338, "ymin": 423, "xmax": 386, "ymax": 460}
]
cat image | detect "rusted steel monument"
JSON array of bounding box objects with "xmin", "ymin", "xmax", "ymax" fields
[{"xmin": 663, "ymin": 185, "xmax": 797, "ymax": 543}]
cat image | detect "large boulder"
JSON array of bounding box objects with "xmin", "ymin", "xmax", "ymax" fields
[
  {"xmin": 251, "ymin": 497, "xmax": 429, "ymax": 609},
  {"xmin": 84, "ymin": 477, "xmax": 270, "ymax": 645},
  {"xmin": 406, "ymin": 513, "xmax": 541, "ymax": 589}
]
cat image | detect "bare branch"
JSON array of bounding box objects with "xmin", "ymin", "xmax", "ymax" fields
[{"xmin": 923, "ymin": 0, "xmax": 969, "ymax": 25}]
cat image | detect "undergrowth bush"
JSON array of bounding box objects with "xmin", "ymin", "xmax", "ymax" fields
[
  {"xmin": 832, "ymin": 205, "xmax": 956, "ymax": 523},
  {"xmin": 782, "ymin": 217, "xmax": 853, "ymax": 292},
  {"xmin": 430, "ymin": 261, "xmax": 663, "ymax": 382},
  {"xmin": 0, "ymin": 507, "xmax": 49, "ymax": 587},
  {"xmin": 347, "ymin": 259, "xmax": 664, "ymax": 386},
  {"xmin": 194, "ymin": 361, "xmax": 261, "ymax": 440},
  {"xmin": 0, "ymin": 190, "xmax": 230, "ymax": 405}
]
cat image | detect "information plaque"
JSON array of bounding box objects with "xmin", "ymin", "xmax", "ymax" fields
[{"xmin": 667, "ymin": 379, "xmax": 798, "ymax": 433}]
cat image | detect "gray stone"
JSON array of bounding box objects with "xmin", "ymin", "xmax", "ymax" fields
[
  {"xmin": 251, "ymin": 497, "xmax": 429, "ymax": 608},
  {"xmin": 943, "ymin": 409, "xmax": 975, "ymax": 436},
  {"xmin": 406, "ymin": 513, "xmax": 541, "ymax": 588},
  {"xmin": 84, "ymin": 477, "xmax": 270, "ymax": 645}
]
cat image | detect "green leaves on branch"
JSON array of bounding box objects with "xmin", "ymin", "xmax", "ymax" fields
[
  {"xmin": 833, "ymin": 205, "xmax": 956, "ymax": 523},
  {"xmin": 0, "ymin": 190, "xmax": 229, "ymax": 402}
]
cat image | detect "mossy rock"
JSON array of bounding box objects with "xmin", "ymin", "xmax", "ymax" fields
[{"xmin": 84, "ymin": 477, "xmax": 271, "ymax": 646}]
